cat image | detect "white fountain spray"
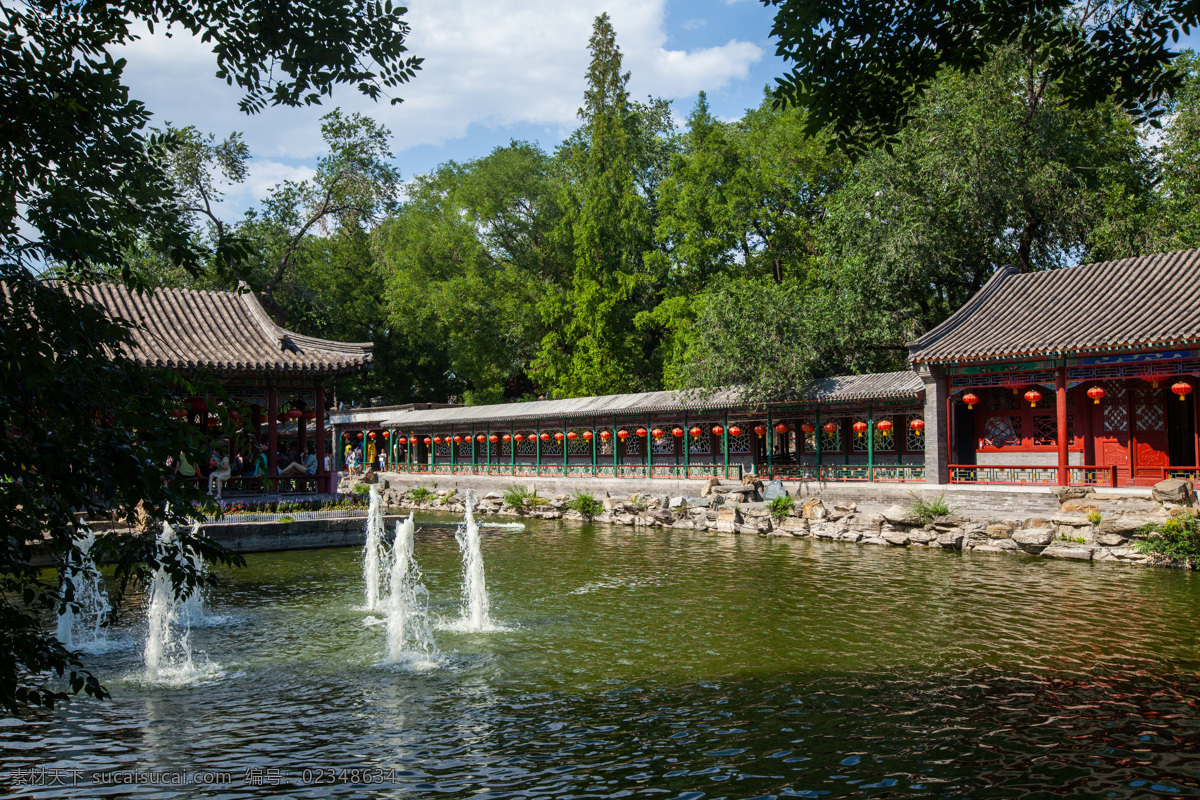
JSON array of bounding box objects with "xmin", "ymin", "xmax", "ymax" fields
[
  {"xmin": 363, "ymin": 486, "xmax": 386, "ymax": 611},
  {"xmin": 57, "ymin": 525, "xmax": 112, "ymax": 652},
  {"xmin": 180, "ymin": 522, "xmax": 208, "ymax": 625},
  {"xmin": 454, "ymin": 489, "xmax": 493, "ymax": 631},
  {"xmin": 384, "ymin": 514, "xmax": 438, "ymax": 666},
  {"xmin": 143, "ymin": 518, "xmax": 216, "ymax": 683}
]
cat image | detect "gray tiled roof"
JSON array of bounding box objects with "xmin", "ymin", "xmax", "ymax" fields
[
  {"xmin": 808, "ymin": 371, "xmax": 924, "ymax": 401},
  {"xmin": 909, "ymin": 249, "xmax": 1200, "ymax": 363},
  {"xmin": 331, "ymin": 372, "xmax": 923, "ymax": 428},
  {"xmin": 75, "ymin": 283, "xmax": 373, "ymax": 375}
]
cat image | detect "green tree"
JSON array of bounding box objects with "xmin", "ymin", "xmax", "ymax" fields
[
  {"xmin": 764, "ymin": 0, "xmax": 1200, "ymax": 151},
  {"xmin": 532, "ymin": 14, "xmax": 674, "ymax": 397},
  {"xmin": 376, "ymin": 142, "xmax": 569, "ymax": 404},
  {"xmin": 1, "ymin": 0, "xmax": 420, "ymax": 714}
]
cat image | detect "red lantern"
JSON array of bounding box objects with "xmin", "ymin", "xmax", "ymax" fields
[
  {"xmin": 514, "ymin": 434, "xmax": 524, "ymax": 442},
  {"xmin": 689, "ymin": 426, "xmax": 702, "ymax": 439},
  {"xmin": 343, "ymin": 433, "xmax": 351, "ymax": 440},
  {"xmin": 567, "ymin": 431, "xmax": 578, "ymax": 440},
  {"xmin": 453, "ymin": 435, "xmax": 463, "ymax": 444},
  {"xmin": 823, "ymin": 422, "xmax": 838, "ymax": 434},
  {"xmin": 617, "ymin": 429, "xmax": 630, "ymax": 440},
  {"xmin": 554, "ymin": 432, "xmax": 564, "ymax": 442},
  {"xmin": 355, "ymin": 432, "xmax": 362, "ymax": 439},
  {"xmin": 433, "ymin": 436, "xmax": 443, "ymax": 444},
  {"xmin": 382, "ymin": 430, "xmax": 390, "ymax": 438},
  {"xmin": 1002, "ymin": 381, "xmax": 1023, "ymax": 395},
  {"xmin": 800, "ymin": 422, "xmax": 815, "ymax": 434},
  {"xmin": 711, "ymin": 425, "xmax": 724, "ymax": 436},
  {"xmin": 583, "ymin": 431, "xmax": 594, "ymax": 441},
  {"xmin": 489, "ymin": 434, "xmax": 500, "ymax": 443},
  {"xmin": 876, "ymin": 419, "xmax": 893, "ymax": 434},
  {"xmin": 477, "ymin": 434, "xmax": 486, "ymax": 442},
  {"xmin": 1024, "ymin": 390, "xmax": 1042, "ymax": 408},
  {"xmin": 288, "ymin": 408, "xmax": 303, "ymax": 420},
  {"xmin": 1142, "ymin": 374, "xmax": 1173, "ymax": 388},
  {"xmin": 600, "ymin": 430, "xmax": 612, "ymax": 441},
  {"xmin": 424, "ymin": 437, "xmax": 432, "ymax": 445},
  {"xmin": 636, "ymin": 428, "xmax": 647, "ymax": 438},
  {"xmin": 672, "ymin": 427, "xmax": 684, "ymax": 438},
  {"xmin": 368, "ymin": 431, "xmax": 376, "ymax": 439},
  {"xmin": 651, "ymin": 428, "xmax": 664, "ymax": 439},
  {"xmin": 302, "ymin": 410, "xmax": 317, "ymax": 421},
  {"xmin": 1172, "ymin": 381, "xmax": 1192, "ymax": 401},
  {"xmin": 962, "ymin": 392, "xmax": 979, "ymax": 410},
  {"xmin": 774, "ymin": 423, "xmax": 789, "ymax": 434},
  {"xmin": 1087, "ymin": 386, "xmax": 1106, "ymax": 404},
  {"xmin": 170, "ymin": 409, "xmax": 185, "ymax": 418},
  {"xmin": 852, "ymin": 421, "xmax": 868, "ymax": 437},
  {"xmin": 728, "ymin": 426, "xmax": 742, "ymax": 437},
  {"xmin": 910, "ymin": 418, "xmax": 925, "ymax": 435},
  {"xmin": 409, "ymin": 437, "xmax": 418, "ymax": 444},
  {"xmin": 754, "ymin": 425, "xmax": 767, "ymax": 438},
  {"xmin": 540, "ymin": 432, "xmax": 551, "ymax": 442},
  {"xmin": 503, "ymin": 434, "xmax": 512, "ymax": 442}
]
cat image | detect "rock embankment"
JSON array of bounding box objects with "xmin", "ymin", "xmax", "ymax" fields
[{"xmin": 345, "ymin": 475, "xmax": 1195, "ymax": 569}]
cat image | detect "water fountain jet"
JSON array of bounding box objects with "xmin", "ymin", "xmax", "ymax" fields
[{"xmin": 384, "ymin": 513, "xmax": 438, "ymax": 665}]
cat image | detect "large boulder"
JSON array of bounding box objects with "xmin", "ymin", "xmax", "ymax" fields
[
  {"xmin": 1152, "ymin": 478, "xmax": 1194, "ymax": 505},
  {"xmin": 1012, "ymin": 528, "xmax": 1054, "ymax": 552},
  {"xmin": 1051, "ymin": 486, "xmax": 1093, "ymax": 503},
  {"xmin": 881, "ymin": 504, "xmax": 918, "ymax": 526},
  {"xmin": 801, "ymin": 498, "xmax": 827, "ymax": 520},
  {"xmin": 716, "ymin": 504, "xmax": 744, "ymax": 524},
  {"xmin": 1041, "ymin": 542, "xmax": 1096, "ymax": 560},
  {"xmin": 761, "ymin": 479, "xmax": 788, "ymax": 501},
  {"xmin": 700, "ymin": 477, "xmax": 721, "ymax": 497}
]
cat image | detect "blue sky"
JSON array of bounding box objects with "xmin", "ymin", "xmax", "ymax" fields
[
  {"xmin": 120, "ymin": 0, "xmax": 786, "ymax": 217},
  {"xmin": 117, "ymin": 1, "xmax": 1199, "ymax": 219}
]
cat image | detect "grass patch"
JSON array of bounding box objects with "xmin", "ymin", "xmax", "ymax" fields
[
  {"xmin": 438, "ymin": 490, "xmax": 457, "ymax": 505},
  {"xmin": 408, "ymin": 487, "xmax": 434, "ymax": 503},
  {"xmin": 767, "ymin": 495, "xmax": 794, "ymax": 523},
  {"xmin": 353, "ymin": 483, "xmax": 370, "ymax": 495},
  {"xmin": 503, "ymin": 484, "xmax": 549, "ymax": 508},
  {"xmin": 1133, "ymin": 514, "xmax": 1200, "ymax": 567},
  {"xmin": 567, "ymin": 491, "xmax": 604, "ymax": 520},
  {"xmin": 1055, "ymin": 533, "xmax": 1087, "ymax": 544},
  {"xmin": 906, "ymin": 491, "xmax": 954, "ymax": 525},
  {"xmin": 1087, "ymin": 511, "xmax": 1103, "ymax": 525}
]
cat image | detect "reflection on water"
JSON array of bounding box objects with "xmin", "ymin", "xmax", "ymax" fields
[{"xmin": 2, "ymin": 518, "xmax": 1199, "ymax": 798}]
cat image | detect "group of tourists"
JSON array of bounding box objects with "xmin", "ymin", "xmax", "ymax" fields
[{"xmin": 169, "ymin": 442, "xmax": 325, "ymax": 498}]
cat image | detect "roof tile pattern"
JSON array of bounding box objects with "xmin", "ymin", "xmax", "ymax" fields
[
  {"xmin": 331, "ymin": 373, "xmax": 923, "ymax": 428},
  {"xmin": 909, "ymin": 250, "xmax": 1200, "ymax": 363},
  {"xmin": 76, "ymin": 283, "xmax": 373, "ymax": 376}
]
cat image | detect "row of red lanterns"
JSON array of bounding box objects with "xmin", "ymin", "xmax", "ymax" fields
[{"xmin": 963, "ymin": 379, "xmax": 1194, "ymax": 410}]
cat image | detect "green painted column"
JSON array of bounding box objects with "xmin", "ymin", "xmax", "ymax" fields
[
  {"xmin": 563, "ymin": 421, "xmax": 568, "ymax": 476},
  {"xmin": 766, "ymin": 408, "xmax": 773, "ymax": 477},
  {"xmin": 614, "ymin": 419, "xmax": 620, "ymax": 474},
  {"xmin": 815, "ymin": 408, "xmax": 823, "ymax": 479},
  {"xmin": 683, "ymin": 412, "xmax": 689, "ymax": 475},
  {"xmin": 535, "ymin": 421, "xmax": 541, "ymax": 476},
  {"xmin": 510, "ymin": 422, "xmax": 515, "ymax": 472},
  {"xmin": 722, "ymin": 411, "xmax": 730, "ymax": 479},
  {"xmin": 591, "ymin": 419, "xmax": 598, "ymax": 477},
  {"xmin": 450, "ymin": 431, "xmax": 456, "ymax": 472},
  {"xmin": 844, "ymin": 417, "xmax": 851, "ymax": 466},
  {"xmin": 646, "ymin": 419, "xmax": 652, "ymax": 477},
  {"xmin": 471, "ymin": 428, "xmax": 477, "ymax": 473},
  {"xmin": 867, "ymin": 402, "xmax": 875, "ymax": 482}
]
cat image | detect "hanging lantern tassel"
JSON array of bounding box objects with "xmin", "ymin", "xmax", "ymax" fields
[{"xmin": 1172, "ymin": 381, "xmax": 1192, "ymax": 402}]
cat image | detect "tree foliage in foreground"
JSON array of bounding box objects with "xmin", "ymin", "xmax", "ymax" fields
[
  {"xmin": 763, "ymin": 0, "xmax": 1200, "ymax": 152},
  {"xmin": 1, "ymin": 0, "xmax": 419, "ymax": 714}
]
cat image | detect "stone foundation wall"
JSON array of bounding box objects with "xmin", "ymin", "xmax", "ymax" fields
[{"xmin": 367, "ymin": 475, "xmax": 1196, "ymax": 570}]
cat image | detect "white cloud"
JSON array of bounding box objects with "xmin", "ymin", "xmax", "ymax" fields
[{"xmin": 118, "ymin": 1, "xmax": 763, "ymax": 166}]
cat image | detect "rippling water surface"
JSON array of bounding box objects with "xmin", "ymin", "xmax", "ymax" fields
[{"xmin": 3, "ymin": 516, "xmax": 1199, "ymax": 798}]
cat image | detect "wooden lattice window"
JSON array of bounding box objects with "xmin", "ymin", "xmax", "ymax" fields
[
  {"xmin": 906, "ymin": 413, "xmax": 925, "ymax": 451},
  {"xmin": 689, "ymin": 431, "xmax": 711, "ymax": 455},
  {"xmin": 981, "ymin": 416, "xmax": 1022, "ymax": 449}
]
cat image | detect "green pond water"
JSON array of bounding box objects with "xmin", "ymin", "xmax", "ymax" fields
[{"xmin": 3, "ymin": 514, "xmax": 1199, "ymax": 798}]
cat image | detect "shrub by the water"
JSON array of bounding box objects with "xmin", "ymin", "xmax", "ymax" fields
[
  {"xmin": 767, "ymin": 495, "xmax": 794, "ymax": 522},
  {"xmin": 353, "ymin": 484, "xmax": 370, "ymax": 495},
  {"xmin": 907, "ymin": 491, "xmax": 954, "ymax": 525},
  {"xmin": 567, "ymin": 491, "xmax": 604, "ymax": 519},
  {"xmin": 1133, "ymin": 514, "xmax": 1200, "ymax": 568},
  {"xmin": 503, "ymin": 484, "xmax": 548, "ymax": 508},
  {"xmin": 408, "ymin": 487, "xmax": 434, "ymax": 503}
]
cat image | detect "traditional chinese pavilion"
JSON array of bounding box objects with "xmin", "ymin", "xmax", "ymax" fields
[
  {"xmin": 333, "ymin": 248, "xmax": 1200, "ymax": 490},
  {"xmin": 910, "ymin": 249, "xmax": 1200, "ymax": 487},
  {"xmin": 80, "ymin": 283, "xmax": 373, "ymax": 493}
]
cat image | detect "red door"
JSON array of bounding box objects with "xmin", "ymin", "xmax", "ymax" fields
[
  {"xmin": 1093, "ymin": 380, "xmax": 1131, "ymax": 484},
  {"xmin": 1131, "ymin": 385, "xmax": 1170, "ymax": 484}
]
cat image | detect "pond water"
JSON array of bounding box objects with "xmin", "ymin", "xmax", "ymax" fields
[{"xmin": 3, "ymin": 515, "xmax": 1199, "ymax": 798}]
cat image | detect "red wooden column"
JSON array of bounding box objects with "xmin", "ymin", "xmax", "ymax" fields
[
  {"xmin": 267, "ymin": 385, "xmax": 278, "ymax": 492},
  {"xmin": 1056, "ymin": 366, "xmax": 1068, "ymax": 486},
  {"xmin": 297, "ymin": 410, "xmax": 307, "ymax": 453},
  {"xmin": 315, "ymin": 386, "xmax": 327, "ymax": 492}
]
